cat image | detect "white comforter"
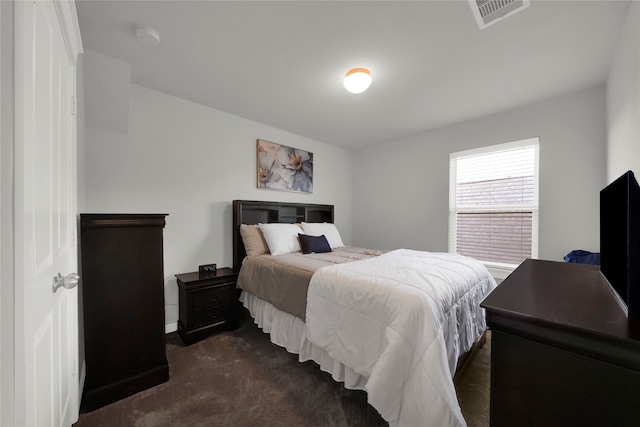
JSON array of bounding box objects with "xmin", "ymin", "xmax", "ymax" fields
[{"xmin": 305, "ymin": 249, "xmax": 496, "ymax": 427}]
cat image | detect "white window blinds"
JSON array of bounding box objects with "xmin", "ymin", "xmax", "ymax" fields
[{"xmin": 449, "ymin": 139, "xmax": 539, "ymax": 272}]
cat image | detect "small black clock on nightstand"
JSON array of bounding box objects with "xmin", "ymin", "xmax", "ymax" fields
[
  {"xmin": 198, "ymin": 263, "xmax": 217, "ymax": 277},
  {"xmin": 175, "ymin": 267, "xmax": 239, "ymax": 346}
]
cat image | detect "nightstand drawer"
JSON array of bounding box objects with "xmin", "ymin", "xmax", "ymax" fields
[
  {"xmin": 193, "ymin": 285, "xmax": 235, "ymax": 311},
  {"xmin": 193, "ymin": 305, "xmax": 231, "ymax": 328}
]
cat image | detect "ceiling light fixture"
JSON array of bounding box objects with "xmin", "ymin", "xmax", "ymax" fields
[
  {"xmin": 343, "ymin": 68, "xmax": 372, "ymax": 94},
  {"xmin": 135, "ymin": 25, "xmax": 161, "ymax": 46}
]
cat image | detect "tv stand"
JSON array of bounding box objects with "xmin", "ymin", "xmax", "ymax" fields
[{"xmin": 481, "ymin": 259, "xmax": 640, "ymax": 426}]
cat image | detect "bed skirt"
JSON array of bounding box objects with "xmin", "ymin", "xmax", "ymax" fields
[
  {"xmin": 241, "ymin": 271, "xmax": 487, "ymax": 372},
  {"xmin": 240, "ymin": 282, "xmax": 487, "ymax": 378},
  {"xmin": 240, "ymin": 291, "xmax": 371, "ymax": 391},
  {"xmin": 240, "ymin": 284, "xmax": 487, "ymax": 426}
]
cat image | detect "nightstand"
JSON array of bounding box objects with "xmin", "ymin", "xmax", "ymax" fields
[{"xmin": 175, "ymin": 267, "xmax": 239, "ymax": 345}]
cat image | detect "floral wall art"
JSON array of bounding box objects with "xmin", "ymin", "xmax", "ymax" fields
[{"xmin": 257, "ymin": 139, "xmax": 313, "ymax": 193}]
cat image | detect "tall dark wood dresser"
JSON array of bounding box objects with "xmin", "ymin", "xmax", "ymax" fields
[{"xmin": 79, "ymin": 214, "xmax": 169, "ymax": 412}]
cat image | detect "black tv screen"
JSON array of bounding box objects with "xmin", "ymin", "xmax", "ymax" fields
[{"xmin": 600, "ymin": 170, "xmax": 640, "ymax": 317}]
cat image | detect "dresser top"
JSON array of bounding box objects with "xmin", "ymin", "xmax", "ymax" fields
[
  {"xmin": 481, "ymin": 259, "xmax": 640, "ymax": 341},
  {"xmin": 175, "ymin": 267, "xmax": 236, "ymax": 285},
  {"xmin": 80, "ymin": 213, "xmax": 168, "ymax": 229}
]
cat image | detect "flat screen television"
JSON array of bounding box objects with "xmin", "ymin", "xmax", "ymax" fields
[{"xmin": 600, "ymin": 170, "xmax": 640, "ymax": 317}]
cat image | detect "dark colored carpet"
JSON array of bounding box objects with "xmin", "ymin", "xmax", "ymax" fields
[{"xmin": 74, "ymin": 313, "xmax": 490, "ymax": 426}]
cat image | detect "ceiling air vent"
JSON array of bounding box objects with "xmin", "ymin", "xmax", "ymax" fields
[{"xmin": 469, "ymin": 0, "xmax": 530, "ymax": 29}]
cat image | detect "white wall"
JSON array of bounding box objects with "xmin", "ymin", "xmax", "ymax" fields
[
  {"xmin": 0, "ymin": 2, "xmax": 14, "ymax": 425},
  {"xmin": 606, "ymin": 1, "xmax": 640, "ymax": 183},
  {"xmin": 82, "ymin": 50, "xmax": 130, "ymax": 135},
  {"xmin": 75, "ymin": 53, "xmax": 87, "ymax": 396},
  {"xmin": 83, "ymin": 62, "xmax": 353, "ymax": 330},
  {"xmin": 352, "ymin": 85, "xmax": 607, "ymax": 263},
  {"xmin": 77, "ymin": 56, "xmax": 86, "ymax": 214}
]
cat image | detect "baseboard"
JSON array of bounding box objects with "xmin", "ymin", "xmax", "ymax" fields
[{"xmin": 165, "ymin": 322, "xmax": 177, "ymax": 334}]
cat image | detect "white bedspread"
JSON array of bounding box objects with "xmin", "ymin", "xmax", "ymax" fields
[{"xmin": 305, "ymin": 249, "xmax": 496, "ymax": 427}]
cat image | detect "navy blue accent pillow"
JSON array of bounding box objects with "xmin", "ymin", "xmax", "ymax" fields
[{"xmin": 298, "ymin": 233, "xmax": 332, "ymax": 254}]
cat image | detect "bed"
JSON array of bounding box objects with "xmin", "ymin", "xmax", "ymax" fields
[{"xmin": 232, "ymin": 200, "xmax": 496, "ymax": 427}]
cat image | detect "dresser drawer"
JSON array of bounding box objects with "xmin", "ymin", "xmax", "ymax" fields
[{"xmin": 193, "ymin": 284, "xmax": 235, "ymax": 311}]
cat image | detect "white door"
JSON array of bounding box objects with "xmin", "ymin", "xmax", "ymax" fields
[{"xmin": 14, "ymin": 0, "xmax": 81, "ymax": 425}]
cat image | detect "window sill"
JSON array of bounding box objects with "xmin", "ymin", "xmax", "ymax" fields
[{"xmin": 482, "ymin": 262, "xmax": 519, "ymax": 281}]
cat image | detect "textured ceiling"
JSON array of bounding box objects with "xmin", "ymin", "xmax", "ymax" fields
[{"xmin": 76, "ymin": 0, "xmax": 631, "ymax": 150}]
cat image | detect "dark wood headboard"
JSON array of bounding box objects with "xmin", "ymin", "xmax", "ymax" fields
[{"xmin": 232, "ymin": 200, "xmax": 334, "ymax": 271}]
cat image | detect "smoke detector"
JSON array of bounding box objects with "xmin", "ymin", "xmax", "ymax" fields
[
  {"xmin": 468, "ymin": 0, "xmax": 530, "ymax": 29},
  {"xmin": 135, "ymin": 25, "xmax": 161, "ymax": 46}
]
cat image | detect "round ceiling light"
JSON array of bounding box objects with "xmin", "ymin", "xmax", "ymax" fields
[{"xmin": 343, "ymin": 68, "xmax": 372, "ymax": 94}]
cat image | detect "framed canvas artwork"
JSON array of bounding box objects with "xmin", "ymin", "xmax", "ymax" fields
[{"xmin": 257, "ymin": 139, "xmax": 313, "ymax": 193}]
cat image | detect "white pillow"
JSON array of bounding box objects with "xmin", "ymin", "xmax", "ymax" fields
[
  {"xmin": 258, "ymin": 223, "xmax": 303, "ymax": 255},
  {"xmin": 301, "ymin": 222, "xmax": 345, "ymax": 249}
]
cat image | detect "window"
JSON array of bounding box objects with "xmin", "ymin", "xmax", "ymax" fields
[{"xmin": 449, "ymin": 138, "xmax": 539, "ymax": 279}]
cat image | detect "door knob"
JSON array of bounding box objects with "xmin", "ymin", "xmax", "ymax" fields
[{"xmin": 52, "ymin": 273, "xmax": 80, "ymax": 293}]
